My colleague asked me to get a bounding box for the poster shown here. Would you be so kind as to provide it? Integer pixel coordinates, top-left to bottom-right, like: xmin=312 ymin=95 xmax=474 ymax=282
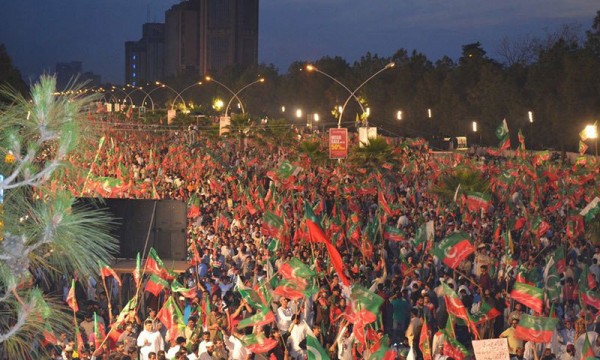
xmin=329 ymin=128 xmax=348 ymax=159
xmin=472 ymin=339 xmax=509 ymax=360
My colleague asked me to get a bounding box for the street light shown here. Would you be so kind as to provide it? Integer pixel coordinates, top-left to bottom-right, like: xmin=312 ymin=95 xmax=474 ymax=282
xmin=584 ymin=123 xmax=598 ymax=156
xmin=337 ymin=62 xmax=395 ymax=128
xmin=141 ymin=84 xmax=168 ymax=112
xmin=155 ymin=81 xmax=183 ymax=109
xmin=174 ymin=81 xmax=203 ymax=112
xmin=528 ymin=111 xmax=534 ymax=123
xmin=396 ymin=110 xmax=403 ymax=120
xmin=126 ymin=84 xmax=155 ymax=111
xmin=223 ymin=78 xmax=265 ymax=117
xmin=204 ymin=76 xmax=246 ymax=116
xmin=296 ymin=109 xmax=303 ymax=119
xmin=305 ymin=64 xmax=366 ymax=115
xmin=427 ymin=108 xmax=432 ymax=119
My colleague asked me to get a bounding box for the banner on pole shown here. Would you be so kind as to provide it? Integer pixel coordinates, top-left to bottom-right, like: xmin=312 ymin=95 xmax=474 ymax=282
xmin=329 ymin=128 xmax=348 ymax=159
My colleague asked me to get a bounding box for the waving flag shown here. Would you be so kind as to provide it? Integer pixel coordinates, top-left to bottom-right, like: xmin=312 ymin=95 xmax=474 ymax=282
xmin=241 ymin=333 xmax=278 ymax=353
xmin=145 ymin=247 xmax=175 ymax=280
xmin=171 ymin=279 xmax=197 ymax=299
xmin=237 ymin=307 xmax=275 ymax=329
xmin=419 ymin=314 xmax=432 ymax=360
xmin=510 ymin=282 xmax=543 ymax=313
xmin=346 ymin=284 xmax=384 ymax=325
xmin=98 ymin=260 xmax=121 ymax=286
xmin=307 ymin=327 xmax=331 ymax=360
xmin=383 ymin=225 xmax=405 ymax=242
xmin=470 ymin=302 xmax=501 ymax=324
xmin=431 ymin=232 xmax=475 ymax=269
xmin=464 ymin=192 xmax=492 ymax=212
xmin=145 ymin=274 xmax=170 ymax=296
xmin=157 ymin=296 xmax=185 ymax=344
xmin=580 ymin=197 xmax=600 ymax=223
xmin=441 ymin=283 xmax=479 ymax=338
xmin=66 ymin=279 xmax=79 ymax=313
xmin=514 ymin=314 xmax=557 ymax=343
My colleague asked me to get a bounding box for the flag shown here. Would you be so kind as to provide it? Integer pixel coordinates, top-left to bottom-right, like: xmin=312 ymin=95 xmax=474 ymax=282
xmin=115 ymin=297 xmax=138 ymax=326
xmin=580 ymin=127 xmax=590 ymax=141
xmin=274 ymin=258 xmax=317 ymax=300
xmin=442 ymin=330 xmax=470 ymax=360
xmin=98 ymin=260 xmax=121 ymax=286
xmin=237 ymin=307 xmax=276 ymax=329
xmin=156 ymin=296 xmax=186 ymax=344
xmin=66 ymin=279 xmax=78 ymax=313
xmin=145 ymin=247 xmax=175 ymax=280
xmin=241 ymin=333 xmax=278 ymax=353
xmin=530 ymin=216 xmax=550 ymax=238
xmin=441 ymin=283 xmax=479 ymax=337
xmin=470 ymin=302 xmax=501 ymax=324
xmin=543 ymin=256 xmax=562 ymax=301
xmin=378 ymin=190 xmax=394 ymax=217
xmin=145 ymin=274 xmax=170 ymax=296
xmin=464 ymin=192 xmax=492 ymax=213
xmin=582 ymin=331 xmax=596 ymax=360
xmin=580 ymin=197 xmax=600 ymax=223
xmin=307 ymin=328 xmax=331 ymax=360
xmin=496 ymin=119 xmax=511 ymax=150
xmin=414 ymin=221 xmax=434 ymax=252
xmin=548 ymin=246 xmax=566 ymax=274
xmin=347 ymin=284 xmax=384 ymax=325
xmin=133 ymin=252 xmax=141 ymax=287
xmin=514 ymin=314 xmax=557 ymax=343
xmin=518 ymin=129 xmax=526 ymax=150
xmin=304 ymin=201 xmax=351 ymax=286
xmin=236 ymin=277 xmax=266 ymax=309
xmin=262 ymin=211 xmax=284 ymax=238
xmin=419 ymin=314 xmax=432 ymax=360
xmin=579 ymin=140 xmax=589 ymax=155
xmin=510 ymin=282 xmax=543 ymax=313
xmin=171 ymin=279 xmax=197 ymax=299
xmin=276 ymin=160 xmax=302 ymax=179
xmin=93 ymin=312 xmax=105 ymax=348
xmin=431 ymin=232 xmax=475 ymax=269
xmin=383 ymin=225 xmax=405 ymax=242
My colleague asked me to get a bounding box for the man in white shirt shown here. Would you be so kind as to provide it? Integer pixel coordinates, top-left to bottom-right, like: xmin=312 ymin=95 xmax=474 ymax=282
xmin=276 ymin=298 xmax=294 ymax=333
xmin=166 ymin=336 xmax=187 ymax=359
xmin=223 ymin=329 xmax=250 ymax=360
xmin=137 ymin=319 xmax=165 ymax=360
xmin=287 ymin=314 xmax=309 ymax=360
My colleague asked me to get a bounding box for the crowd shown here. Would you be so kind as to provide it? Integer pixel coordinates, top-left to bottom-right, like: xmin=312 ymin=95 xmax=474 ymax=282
xmin=42 ymin=115 xmax=600 ymax=360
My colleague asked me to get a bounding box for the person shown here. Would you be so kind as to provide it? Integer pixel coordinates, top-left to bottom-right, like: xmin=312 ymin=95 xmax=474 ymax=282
xmin=287 ymin=314 xmax=309 ymax=360
xmin=206 ymin=300 xmax=229 ymax=342
xmin=405 ymin=308 xmax=423 ymax=360
xmin=276 ymin=298 xmax=294 ymax=334
xmin=118 ymin=322 xmax=138 ymax=353
xmin=138 ymin=319 xmax=165 ymax=360
xmin=559 ymin=343 xmax=575 ymax=360
xmin=198 ymin=341 xmax=215 ymax=360
xmin=501 ymin=318 xmax=524 ymax=356
xmin=166 ymin=336 xmax=187 ymax=359
xmin=331 ymin=321 xmax=356 ymax=360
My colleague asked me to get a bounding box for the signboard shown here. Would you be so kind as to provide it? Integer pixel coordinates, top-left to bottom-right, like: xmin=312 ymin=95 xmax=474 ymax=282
xmin=167 ymin=109 xmax=176 ymax=124
xmin=472 ymin=339 xmax=509 ymax=360
xmin=358 ymin=127 xmax=377 ymax=147
xmin=329 ymin=128 xmax=348 ymax=159
xmin=219 ymin=116 xmax=231 ymax=136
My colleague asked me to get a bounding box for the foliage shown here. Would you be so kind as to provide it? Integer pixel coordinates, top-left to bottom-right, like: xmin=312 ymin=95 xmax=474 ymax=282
xmin=430 ymin=165 xmax=490 ymax=203
xmin=297 ymin=138 xmax=327 ymax=165
xmin=349 ymin=136 xmax=395 ymax=171
xmin=0 ymin=76 xmax=118 ymax=358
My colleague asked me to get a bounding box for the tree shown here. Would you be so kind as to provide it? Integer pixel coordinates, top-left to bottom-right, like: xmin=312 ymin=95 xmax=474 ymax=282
xmin=349 ymin=136 xmax=395 ymax=171
xmin=0 ymin=44 xmax=28 ymax=103
xmin=431 ymin=166 xmax=490 ymax=203
xmin=0 ymin=76 xmax=117 ymax=357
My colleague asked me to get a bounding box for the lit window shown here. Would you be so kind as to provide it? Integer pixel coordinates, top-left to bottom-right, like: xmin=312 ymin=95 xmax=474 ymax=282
xmin=133 ymin=64 xmax=136 ymax=69
xmin=133 ymin=55 xmax=136 ymax=60
xmin=133 ymin=72 xmax=136 ymax=77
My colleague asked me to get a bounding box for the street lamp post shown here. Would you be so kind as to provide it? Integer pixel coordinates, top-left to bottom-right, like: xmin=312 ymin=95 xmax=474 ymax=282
xmin=173 ymin=81 xmax=203 ymax=112
xmin=126 ymin=85 xmax=155 ymax=111
xmin=205 ymin=76 xmax=251 ymax=117
xmin=223 ymin=78 xmax=265 ymax=117
xmin=337 ymin=62 xmax=395 ymax=128
xmin=305 ymin=64 xmax=366 ymax=115
xmin=584 ymin=123 xmax=598 ymax=156
xmin=155 ymin=81 xmax=184 ymax=110
xmin=141 ymin=84 xmax=167 ymax=112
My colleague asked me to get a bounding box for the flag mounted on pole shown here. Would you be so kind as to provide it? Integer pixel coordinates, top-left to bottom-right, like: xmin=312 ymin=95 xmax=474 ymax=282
xmin=514 ymin=314 xmax=557 ymax=343
xmin=98 ymin=260 xmax=121 ymax=286
xmin=431 ymin=232 xmax=475 ymax=269
xmin=66 ymin=279 xmax=79 ymax=313
xmin=510 ymin=282 xmax=543 ymax=313
xmin=496 ymin=119 xmax=511 ymax=150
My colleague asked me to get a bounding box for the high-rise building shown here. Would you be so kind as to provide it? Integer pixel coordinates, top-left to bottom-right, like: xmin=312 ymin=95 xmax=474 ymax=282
xmin=125 ymin=23 xmax=165 ymax=86
xmin=163 ymin=0 xmax=259 ymax=78
xmin=55 ymin=61 xmax=101 ymax=90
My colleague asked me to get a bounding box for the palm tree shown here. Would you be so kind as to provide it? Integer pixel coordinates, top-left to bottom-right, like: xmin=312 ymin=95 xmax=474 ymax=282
xmin=0 ymin=76 xmax=117 ymax=358
xmin=349 ymin=136 xmax=395 ymax=171
xmin=430 ymin=165 xmax=490 ymax=203
xmin=297 ymin=138 xmax=327 ymax=166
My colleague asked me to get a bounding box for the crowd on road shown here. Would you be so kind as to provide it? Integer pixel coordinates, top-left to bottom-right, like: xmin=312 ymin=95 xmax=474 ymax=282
xmin=44 ymin=116 xmax=600 ymax=360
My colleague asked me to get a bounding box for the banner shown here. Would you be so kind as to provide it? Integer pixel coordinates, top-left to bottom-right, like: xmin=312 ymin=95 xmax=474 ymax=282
xmin=329 ymin=128 xmax=348 ymax=159
xmin=472 ymin=339 xmax=509 ymax=360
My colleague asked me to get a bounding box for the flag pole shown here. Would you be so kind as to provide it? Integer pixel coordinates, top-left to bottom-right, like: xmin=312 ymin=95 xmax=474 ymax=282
xmin=79 ymin=136 xmax=105 ymax=197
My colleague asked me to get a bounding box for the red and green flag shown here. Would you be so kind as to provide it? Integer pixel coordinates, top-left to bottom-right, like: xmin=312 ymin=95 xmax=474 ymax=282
xmin=530 ymin=216 xmax=550 ymax=238
xmin=241 ymin=333 xmax=278 ymax=353
xmin=470 ymin=302 xmax=501 ymax=324
xmin=145 ymin=274 xmax=170 ymax=296
xmin=442 ymin=330 xmax=470 ymax=360
xmin=419 ymin=314 xmax=432 ymax=360
xmin=66 ymin=279 xmax=79 ymax=313
xmin=346 ymin=284 xmax=384 ymax=326
xmin=307 ymin=327 xmax=331 ymax=360
xmin=464 ymin=191 xmax=492 ymax=213
xmin=237 ymin=307 xmax=275 ymax=329
xmin=431 ymin=232 xmax=475 ymax=269
xmin=262 ymin=211 xmax=284 ymax=238
xmin=145 ymin=247 xmax=175 ymax=280
xmin=383 ymin=225 xmax=405 ymax=242
xmin=414 ymin=221 xmax=434 ymax=252
xmin=98 ymin=260 xmax=121 ymax=286
xmin=171 ymin=279 xmax=197 ymax=299
xmin=304 ymin=201 xmax=351 ymax=286
xmin=510 ymin=281 xmax=543 ymax=313
xmin=93 ymin=312 xmax=105 ymax=348
xmin=580 ymin=197 xmax=600 ymax=223
xmin=441 ymin=283 xmax=479 ymax=337
xmin=378 ymin=190 xmax=394 ymax=217
xmin=514 ymin=314 xmax=557 ymax=343
xmin=133 ymin=252 xmax=141 ymax=288
xmin=518 ymin=129 xmax=526 ymax=150
xmin=495 ymin=119 xmax=511 ymax=150
xmin=582 ymin=331 xmax=596 ymax=360
xmin=236 ymin=277 xmax=267 ymax=309
xmin=156 ymin=296 xmax=186 ymax=344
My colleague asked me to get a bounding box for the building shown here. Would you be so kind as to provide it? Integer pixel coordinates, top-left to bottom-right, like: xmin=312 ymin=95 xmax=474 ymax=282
xmin=125 ymin=23 xmax=165 ymax=86
xmin=55 ymin=61 xmax=101 ymax=90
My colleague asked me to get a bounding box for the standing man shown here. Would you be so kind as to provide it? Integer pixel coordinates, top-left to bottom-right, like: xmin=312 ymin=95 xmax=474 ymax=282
xmin=138 ymin=319 xmax=165 ymax=360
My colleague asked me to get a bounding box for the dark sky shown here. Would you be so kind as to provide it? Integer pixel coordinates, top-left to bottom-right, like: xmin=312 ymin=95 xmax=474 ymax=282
xmin=1 ymin=0 xmax=597 ymax=84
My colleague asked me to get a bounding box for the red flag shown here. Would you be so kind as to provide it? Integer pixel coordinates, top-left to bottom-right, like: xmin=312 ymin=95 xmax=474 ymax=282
xmin=99 ymin=260 xmax=122 ymax=286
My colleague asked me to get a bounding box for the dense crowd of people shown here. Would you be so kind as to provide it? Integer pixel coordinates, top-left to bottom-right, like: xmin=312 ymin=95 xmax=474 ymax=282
xmin=43 ymin=115 xmax=600 ymax=360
